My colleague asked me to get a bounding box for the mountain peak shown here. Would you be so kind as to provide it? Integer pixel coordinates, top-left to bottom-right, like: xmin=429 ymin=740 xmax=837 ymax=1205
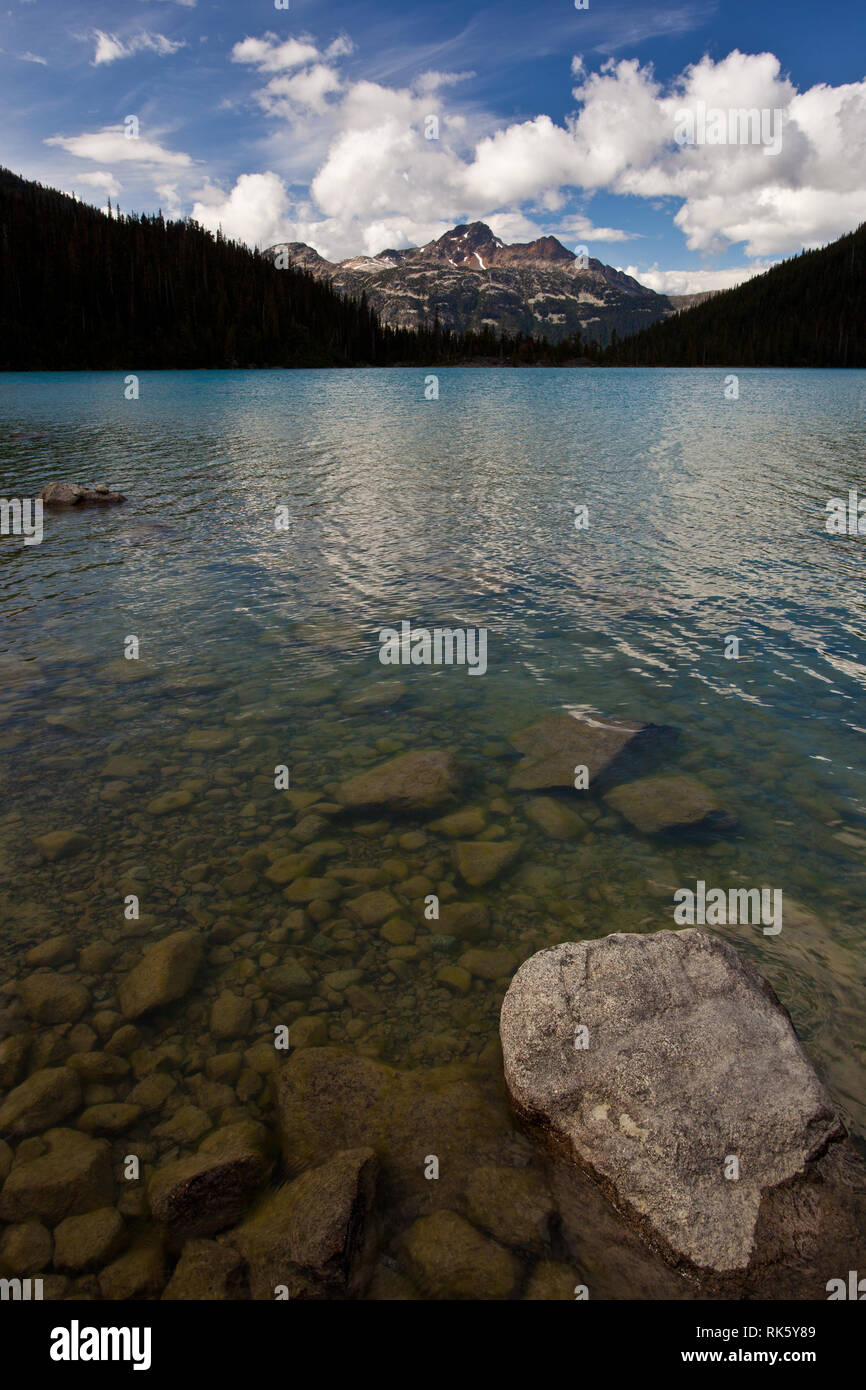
xmin=426 ymin=222 xmax=505 ymax=269
xmin=264 ymin=220 xmax=670 ymax=346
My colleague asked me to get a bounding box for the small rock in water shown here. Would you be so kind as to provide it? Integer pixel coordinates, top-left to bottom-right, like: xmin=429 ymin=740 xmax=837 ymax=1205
xmin=346 ymin=890 xmax=401 ymax=927
xmin=508 ymin=712 xmax=664 ymax=791
xmin=162 ymin=1239 xmax=247 ymax=1299
xmin=458 ymin=947 xmax=515 ymax=981
xmin=465 ymin=1164 xmax=554 ymax=1253
xmin=283 ymin=876 xmax=341 ymax=904
xmin=603 ymin=774 xmax=737 ymax=837
xmin=453 ymin=839 xmax=520 ymax=887
xmin=77 ymin=1103 xmax=142 ymax=1136
xmin=146 ymin=790 xmax=194 ymax=816
xmin=53 ymin=1207 xmax=126 ymax=1272
xmin=40 ymin=481 xmax=126 ymax=507
xmin=117 ymin=930 xmax=203 ymax=1019
xmin=435 ymin=965 xmax=471 ymax=994
xmin=33 ymin=829 xmax=90 ymax=861
xmin=429 ymin=807 xmax=487 ymax=838
xmin=289 ymin=1016 xmax=328 ymax=1049
xmin=0 ymin=1066 xmax=82 ymax=1137
xmin=341 ymin=680 xmax=407 ymax=713
xmin=98 ymin=1238 xmax=164 ymax=1300
xmin=0 ymin=1128 xmax=114 ymax=1225
xmin=229 ymin=1147 xmax=378 ymax=1299
xmin=19 ymin=974 xmax=90 ymax=1025
xmin=148 ymin=1131 xmax=272 ymax=1239
xmin=210 ymin=991 xmax=253 ymax=1041
xmin=25 ymin=935 xmax=76 ymax=967
xmin=337 ymin=749 xmax=458 ymax=812
xmin=400 ymin=1209 xmax=519 ymax=1300
xmin=262 ymin=961 xmax=314 ymax=1000
xmin=437 ymin=901 xmax=489 ymax=942
xmin=524 ymin=797 xmax=587 ymax=840
xmin=0 ymin=1220 xmax=53 ymax=1276
xmin=0 ymin=1036 xmax=30 ymax=1090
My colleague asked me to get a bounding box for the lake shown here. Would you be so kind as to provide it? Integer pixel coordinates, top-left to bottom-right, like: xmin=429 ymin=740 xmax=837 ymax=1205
xmin=1 ymin=367 xmax=865 ymax=1298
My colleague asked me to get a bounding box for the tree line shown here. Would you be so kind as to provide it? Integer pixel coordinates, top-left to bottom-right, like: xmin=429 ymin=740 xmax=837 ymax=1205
xmin=0 ymin=168 xmax=600 ymax=370
xmin=1 ymin=166 xmax=862 ymax=369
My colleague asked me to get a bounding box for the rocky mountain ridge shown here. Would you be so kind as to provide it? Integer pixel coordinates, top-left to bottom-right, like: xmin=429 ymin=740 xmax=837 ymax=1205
xmin=267 ymin=222 xmax=700 ymax=346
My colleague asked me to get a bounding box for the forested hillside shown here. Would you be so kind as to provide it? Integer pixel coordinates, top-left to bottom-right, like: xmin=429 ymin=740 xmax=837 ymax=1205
xmin=0 ymin=169 xmax=493 ymax=369
xmin=1 ymin=167 xmax=863 ymax=369
xmin=604 ymin=224 xmax=866 ymax=367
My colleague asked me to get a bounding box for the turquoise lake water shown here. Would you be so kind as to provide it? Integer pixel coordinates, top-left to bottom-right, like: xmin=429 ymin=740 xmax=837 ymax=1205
xmin=1 ymin=367 xmax=865 ymax=1297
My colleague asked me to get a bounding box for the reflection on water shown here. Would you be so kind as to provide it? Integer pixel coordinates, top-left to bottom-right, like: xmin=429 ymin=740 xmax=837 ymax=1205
xmin=1 ymin=368 xmax=865 ymax=1299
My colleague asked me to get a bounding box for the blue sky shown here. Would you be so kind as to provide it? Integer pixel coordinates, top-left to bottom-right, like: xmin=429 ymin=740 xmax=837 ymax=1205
xmin=1 ymin=0 xmax=864 ymax=291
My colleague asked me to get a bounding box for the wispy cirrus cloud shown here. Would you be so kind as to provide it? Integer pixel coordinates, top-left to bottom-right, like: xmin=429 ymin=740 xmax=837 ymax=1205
xmin=92 ymin=30 xmax=186 ymax=66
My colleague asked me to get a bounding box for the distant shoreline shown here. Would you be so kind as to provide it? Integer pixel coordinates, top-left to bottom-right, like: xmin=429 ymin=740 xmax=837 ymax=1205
xmin=1 ymin=361 xmax=862 ymax=372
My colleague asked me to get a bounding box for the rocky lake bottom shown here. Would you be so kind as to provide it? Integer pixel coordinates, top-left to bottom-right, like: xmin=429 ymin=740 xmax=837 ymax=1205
xmin=1 ymin=368 xmax=865 ymax=1298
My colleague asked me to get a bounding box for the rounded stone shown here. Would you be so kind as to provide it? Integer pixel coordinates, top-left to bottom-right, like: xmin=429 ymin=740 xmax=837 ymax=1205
xmin=19 ymin=974 xmax=90 ymax=1025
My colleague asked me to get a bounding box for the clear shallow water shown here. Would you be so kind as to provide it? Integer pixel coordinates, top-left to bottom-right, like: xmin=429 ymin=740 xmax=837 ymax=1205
xmin=1 ymin=367 xmax=865 ymax=1297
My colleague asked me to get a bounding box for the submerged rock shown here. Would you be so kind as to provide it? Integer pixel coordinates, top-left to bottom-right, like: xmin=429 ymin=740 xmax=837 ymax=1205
xmin=341 ymin=680 xmax=407 ymax=713
xmin=230 ymin=1147 xmax=378 ymax=1299
xmin=453 ymin=840 xmax=520 ymax=887
xmin=0 ymin=1220 xmax=53 ymax=1276
xmin=508 ymin=712 xmax=664 ymax=791
xmin=275 ymin=1048 xmax=506 ymax=1223
xmin=209 ymin=991 xmax=253 ymax=1041
xmin=400 ymin=1209 xmax=518 ymax=1300
xmin=53 ymin=1206 xmax=126 ymax=1272
xmin=457 ymin=947 xmax=516 ymax=981
xmin=0 ymin=1035 xmax=29 ymax=1090
xmin=337 ymin=749 xmax=458 ymax=812
xmin=437 ymin=901 xmax=490 ymax=942
xmin=98 ymin=1237 xmax=164 ymax=1300
xmin=0 ymin=1066 xmax=82 ymax=1137
xmin=40 ymin=482 xmax=126 ymax=507
xmin=26 ymin=935 xmax=76 ymax=967
xmin=524 ymin=797 xmax=587 ymax=840
xmin=146 ymin=789 xmax=194 ymax=816
xmin=148 ymin=1130 xmax=271 ymax=1239
xmin=603 ymin=774 xmax=737 ymax=836
xmin=32 ymin=829 xmax=90 ymax=861
xmin=346 ymin=890 xmax=401 ymax=926
xmin=500 ymin=930 xmax=859 ymax=1285
xmin=162 ymin=1238 xmax=247 ymax=1300
xmin=465 ymin=1164 xmax=554 ymax=1254
xmin=0 ymin=1128 xmax=113 ymax=1225
xmin=19 ymin=974 xmax=90 ymax=1025
xmin=429 ymin=807 xmax=487 ymax=838
xmin=117 ymin=930 xmax=203 ymax=1019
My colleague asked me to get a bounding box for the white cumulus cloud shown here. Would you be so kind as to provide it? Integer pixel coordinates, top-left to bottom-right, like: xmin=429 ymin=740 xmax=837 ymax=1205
xmin=624 ymin=262 xmax=774 ymax=294
xmin=46 ymin=126 xmax=193 ymax=169
xmin=191 ymin=172 xmax=293 ymax=247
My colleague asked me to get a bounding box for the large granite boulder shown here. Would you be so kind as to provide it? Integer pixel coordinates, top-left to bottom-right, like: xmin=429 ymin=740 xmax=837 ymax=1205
xmin=336 ymin=749 xmax=458 ymax=812
xmin=508 ymin=713 xmax=667 ymax=791
xmin=500 ymin=930 xmax=862 ymax=1288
